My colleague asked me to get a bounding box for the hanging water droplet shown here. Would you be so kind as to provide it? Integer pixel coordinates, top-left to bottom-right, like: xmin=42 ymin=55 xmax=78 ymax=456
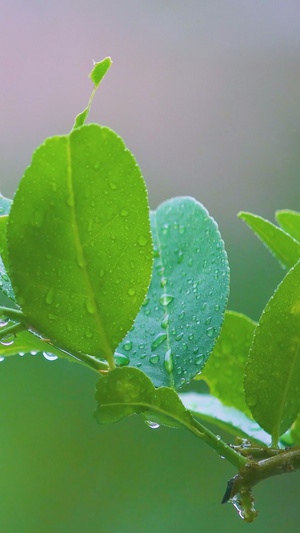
xmin=0 ymin=319 xmax=9 ymax=328
xmin=0 ymin=334 xmax=15 ymax=346
xmin=114 ymin=353 xmax=130 ymax=366
xmin=138 ymin=235 xmax=148 ymax=246
xmin=30 ymin=351 xmax=38 ymax=356
xmin=159 ymin=294 xmax=174 ymax=306
xmin=206 ymin=326 xmax=215 ymax=338
xmin=164 ymin=349 xmax=173 ymax=373
xmin=45 ymin=288 xmax=54 ymax=305
xmin=151 ymin=333 xmax=167 ymax=351
xmin=145 ymin=420 xmax=160 ymax=429
xmin=128 ymin=288 xmax=135 ymax=296
xmin=149 ymin=354 xmax=160 ymax=365
xmin=43 ymin=352 xmax=58 ymax=361
xmin=161 ymin=316 xmax=169 ymax=329
xmin=0 ymin=356 xmax=5 ymax=362
xmin=123 ymin=341 xmax=132 ymax=351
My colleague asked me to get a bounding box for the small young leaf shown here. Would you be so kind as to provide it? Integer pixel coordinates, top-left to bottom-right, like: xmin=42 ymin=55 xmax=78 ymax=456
xmin=73 ymin=57 xmax=112 ymax=129
xmin=244 ymin=259 xmax=300 ymax=444
xmin=180 ymin=393 xmax=271 ymax=446
xmin=95 ymin=367 xmax=192 ymax=426
xmin=197 ymin=311 xmax=255 ymax=417
xmin=116 ymin=197 xmax=229 ymax=389
xmin=238 ymin=211 xmax=300 ymax=269
xmin=276 ymin=209 xmax=300 ymax=243
xmin=7 ymin=125 xmax=152 ymax=368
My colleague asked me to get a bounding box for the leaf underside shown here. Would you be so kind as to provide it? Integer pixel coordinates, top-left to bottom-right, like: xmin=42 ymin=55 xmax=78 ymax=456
xmin=116 ymin=197 xmax=230 ymax=389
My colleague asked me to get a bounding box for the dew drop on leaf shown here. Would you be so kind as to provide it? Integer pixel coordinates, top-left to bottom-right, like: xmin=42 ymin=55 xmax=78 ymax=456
xmin=206 ymin=326 xmax=215 ymax=338
xmin=151 ymin=333 xmax=167 ymax=350
xmin=45 ymin=288 xmax=54 ymax=305
xmin=159 ymin=294 xmax=174 ymax=306
xmin=123 ymin=341 xmax=132 ymax=351
xmin=161 ymin=316 xmax=169 ymax=329
xmin=138 ymin=235 xmax=148 ymax=246
xmin=195 ymin=355 xmax=204 ymax=366
xmin=0 ymin=356 xmax=5 ymax=362
xmin=149 ymin=354 xmax=160 ymax=365
xmin=114 ymin=353 xmax=130 ymax=366
xmin=85 ymin=298 xmax=95 ymax=314
xmin=0 ymin=319 xmax=9 ymax=328
xmin=128 ymin=288 xmax=136 ymax=296
xmin=120 ymin=209 xmax=128 ymax=217
xmin=164 ymin=349 xmax=173 ymax=374
xmin=42 ymin=352 xmax=58 ymax=361
xmin=177 ymin=251 xmax=184 ymax=264
xmin=145 ymin=420 xmax=160 ymax=429
xmin=0 ymin=335 xmax=15 ymax=346
xmin=109 ymin=182 xmax=117 ymax=190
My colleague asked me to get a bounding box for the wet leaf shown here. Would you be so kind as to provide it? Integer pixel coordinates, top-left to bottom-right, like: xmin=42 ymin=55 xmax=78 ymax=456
xmin=116 ymin=197 xmax=229 ymax=389
xmin=244 ymin=259 xmax=300 ymax=444
xmin=7 ymin=125 xmax=152 ymax=367
xmin=180 ymin=392 xmax=271 ymax=446
xmin=276 ymin=209 xmax=300 ymax=243
xmin=197 ymin=311 xmax=255 ymax=417
xmin=238 ymin=211 xmax=300 ymax=269
xmin=95 ymin=366 xmax=192 ymax=426
xmin=73 ymin=57 xmax=112 ymax=129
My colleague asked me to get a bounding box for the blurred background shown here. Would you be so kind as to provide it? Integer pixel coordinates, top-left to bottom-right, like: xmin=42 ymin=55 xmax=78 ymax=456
xmin=1 ymin=1 xmax=300 ymax=531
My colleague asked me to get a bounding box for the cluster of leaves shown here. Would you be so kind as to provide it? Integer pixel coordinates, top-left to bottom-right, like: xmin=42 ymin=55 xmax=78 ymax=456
xmin=1 ymin=58 xmax=300 ymax=519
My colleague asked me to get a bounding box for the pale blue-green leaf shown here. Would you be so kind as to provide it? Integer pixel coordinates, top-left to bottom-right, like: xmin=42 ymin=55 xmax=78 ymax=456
xmin=180 ymin=392 xmax=271 ymax=446
xmin=244 ymin=259 xmax=300 ymax=444
xmin=238 ymin=211 xmax=300 ymax=269
xmin=116 ymin=197 xmax=229 ymax=389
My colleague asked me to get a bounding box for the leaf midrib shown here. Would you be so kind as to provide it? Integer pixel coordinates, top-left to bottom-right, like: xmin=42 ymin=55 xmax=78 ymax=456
xmin=66 ymin=137 xmax=113 ymax=365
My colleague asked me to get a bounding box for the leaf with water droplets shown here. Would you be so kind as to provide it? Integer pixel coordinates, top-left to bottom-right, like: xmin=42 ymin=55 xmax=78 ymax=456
xmin=275 ymin=209 xmax=300 ymax=243
xmin=0 ymin=193 xmax=12 ymax=216
xmin=116 ymin=197 xmax=229 ymax=389
xmin=180 ymin=393 xmax=271 ymax=446
xmin=244 ymin=259 xmax=300 ymax=444
xmin=197 ymin=311 xmax=255 ymax=417
xmin=7 ymin=125 xmax=152 ymax=367
xmin=0 ymin=196 xmax=16 ymax=301
xmin=95 ymin=366 xmax=192 ymax=427
xmin=73 ymin=57 xmax=112 ymax=129
xmin=238 ymin=211 xmax=300 ymax=269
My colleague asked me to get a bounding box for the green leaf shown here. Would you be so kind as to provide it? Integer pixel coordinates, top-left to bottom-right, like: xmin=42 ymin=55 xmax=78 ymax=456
xmin=238 ymin=211 xmax=300 ymax=269
xmin=7 ymin=124 xmax=152 ymax=368
xmin=0 ymin=257 xmax=15 ymax=301
xmin=276 ymin=209 xmax=300 ymax=243
xmin=197 ymin=311 xmax=256 ymax=417
xmin=116 ymin=197 xmax=229 ymax=389
xmin=95 ymin=366 xmax=193 ymax=426
xmin=244 ymin=259 xmax=300 ymax=444
xmin=180 ymin=393 xmax=271 ymax=446
xmin=73 ymin=57 xmax=112 ymax=129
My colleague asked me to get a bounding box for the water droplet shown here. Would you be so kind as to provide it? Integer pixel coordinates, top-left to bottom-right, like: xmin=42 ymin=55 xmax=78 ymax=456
xmin=142 ymin=298 xmax=149 ymax=307
xmin=114 ymin=353 xmax=130 ymax=366
xmin=195 ymin=355 xmax=204 ymax=366
xmin=177 ymin=251 xmax=184 ymax=264
xmin=179 ymin=225 xmax=186 ymax=234
xmin=128 ymin=288 xmax=136 ymax=296
xmin=145 ymin=420 xmax=160 ymax=429
xmin=66 ymin=195 xmax=74 ymax=207
xmin=153 ymin=248 xmax=160 ymax=258
xmin=161 ymin=316 xmax=169 ymax=329
xmin=123 ymin=341 xmax=132 ymax=351
xmin=45 ymin=288 xmax=54 ymax=305
xmin=30 ymin=351 xmax=38 ymax=356
xmin=205 ymin=316 xmax=212 ymax=325
xmin=0 ymin=319 xmax=8 ymax=328
xmin=0 ymin=356 xmax=5 ymax=362
xmin=216 ymin=435 xmax=221 ymax=441
xmin=188 ymin=258 xmax=193 ymax=267
xmin=151 ymin=333 xmax=167 ymax=350
xmin=161 ymin=224 xmax=169 ymax=235
xmin=149 ymin=354 xmax=160 ymax=365
xmin=159 ymin=294 xmax=174 ymax=306
xmin=0 ymin=335 xmax=15 ymax=346
xmin=178 ymin=311 xmax=185 ymax=320
xmin=120 ymin=209 xmax=128 ymax=217
xmin=85 ymin=329 xmax=93 ymax=338
xmin=138 ymin=235 xmax=148 ymax=246
xmin=164 ymin=349 xmax=173 ymax=373
xmin=43 ymin=352 xmax=58 ymax=361
xmin=109 ymin=182 xmax=117 ymax=190
xmin=201 ymin=302 xmax=207 ymax=311
xmin=160 ymin=277 xmax=167 ymax=288
xmin=85 ymin=298 xmax=95 ymax=314
xmin=99 ymin=269 xmax=105 ymax=278
xmin=206 ymin=327 xmax=215 ymax=338
xmin=214 ymin=304 xmax=220 ymax=311
xmin=177 ymin=367 xmax=183 ymax=375
xmin=188 ymin=334 xmax=194 ymax=341
xmin=175 ymin=332 xmax=184 ymax=341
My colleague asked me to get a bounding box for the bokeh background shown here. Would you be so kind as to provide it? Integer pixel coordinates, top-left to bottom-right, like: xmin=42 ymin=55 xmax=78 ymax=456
xmin=1 ymin=1 xmax=300 ymax=531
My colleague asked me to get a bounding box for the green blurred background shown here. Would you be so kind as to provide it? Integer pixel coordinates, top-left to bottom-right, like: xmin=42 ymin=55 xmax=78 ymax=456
xmin=1 ymin=1 xmax=300 ymax=531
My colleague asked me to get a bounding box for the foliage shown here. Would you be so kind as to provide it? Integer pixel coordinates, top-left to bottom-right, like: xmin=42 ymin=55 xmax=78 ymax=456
xmin=1 ymin=58 xmax=300 ymax=523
